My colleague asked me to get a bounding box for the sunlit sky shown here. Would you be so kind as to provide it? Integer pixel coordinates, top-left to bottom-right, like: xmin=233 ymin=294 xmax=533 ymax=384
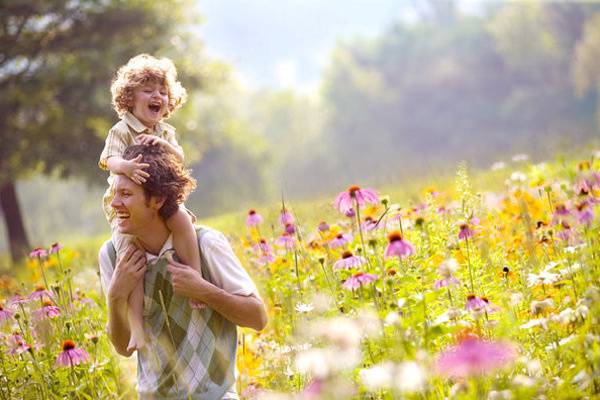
xmin=196 ymin=0 xmax=415 ymax=91
xmin=196 ymin=0 xmax=485 ymax=91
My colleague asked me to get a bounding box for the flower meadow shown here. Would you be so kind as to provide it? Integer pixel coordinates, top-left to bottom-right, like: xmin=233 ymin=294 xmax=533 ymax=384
xmin=1 ymin=154 xmax=600 ymax=399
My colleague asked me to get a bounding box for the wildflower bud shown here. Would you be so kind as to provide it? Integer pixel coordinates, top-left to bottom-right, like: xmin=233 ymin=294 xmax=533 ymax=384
xmin=14 ymin=312 xmax=20 ymax=320
xmin=65 ymin=321 xmax=72 ymax=330
xmin=380 ymin=196 xmax=390 ymax=207
xmin=318 ymin=257 xmax=325 ymax=264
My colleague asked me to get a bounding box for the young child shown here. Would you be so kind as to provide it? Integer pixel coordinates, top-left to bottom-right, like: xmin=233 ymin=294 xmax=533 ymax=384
xmin=99 ymin=54 xmax=204 ymax=353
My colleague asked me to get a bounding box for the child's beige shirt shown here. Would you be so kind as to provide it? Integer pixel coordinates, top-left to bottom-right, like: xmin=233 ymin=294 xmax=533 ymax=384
xmin=99 ymin=112 xmax=183 ymax=255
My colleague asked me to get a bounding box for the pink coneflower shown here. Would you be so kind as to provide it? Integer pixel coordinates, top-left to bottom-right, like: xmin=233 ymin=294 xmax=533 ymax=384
xmin=284 ymin=222 xmax=296 ymax=234
xmin=278 ymin=209 xmax=295 ymax=226
xmin=9 ymin=293 xmax=28 ymax=307
xmin=8 ymin=331 xmax=24 ymax=346
xmin=333 ymin=250 xmax=367 ymax=270
xmin=28 ymin=286 xmax=54 ymax=301
xmin=361 ymin=216 xmax=380 ymax=232
xmin=384 ymin=232 xmax=416 ymax=259
xmin=342 ymin=272 xmax=378 ymax=290
xmin=252 ymin=238 xmax=273 ymax=255
xmin=555 ymin=221 xmax=578 ymax=244
xmin=318 ymin=221 xmax=330 ymax=232
xmin=55 ymin=340 xmax=91 ymax=368
xmin=334 ymin=186 xmax=380 ymax=213
xmin=434 ymin=338 xmax=516 ymax=379
xmin=246 ymin=209 xmax=263 ymax=227
xmin=458 ymin=219 xmax=480 ymax=240
xmin=576 ymin=201 xmax=594 ymax=225
xmin=32 ymin=300 xmax=60 ymax=319
xmin=0 ymin=304 xmax=13 ymax=321
xmin=29 ymin=247 xmax=47 ymax=258
xmin=550 ymin=203 xmax=570 ymax=226
xmin=7 ymin=340 xmax=32 ymax=355
xmin=433 ymin=277 xmax=461 ymax=290
xmin=274 ymin=232 xmax=295 ymax=250
xmin=464 ymin=293 xmax=486 ymax=311
xmin=345 ymin=208 xmax=356 ymax=217
xmin=480 ymin=297 xmax=502 ymax=314
xmin=257 ymin=254 xmax=276 ymax=266
xmin=328 ymin=233 xmax=354 ymax=248
xmin=49 ymin=242 xmax=64 ymax=254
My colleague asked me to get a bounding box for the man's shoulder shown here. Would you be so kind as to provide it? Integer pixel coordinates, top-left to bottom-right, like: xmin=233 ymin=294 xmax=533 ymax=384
xmin=98 ymin=239 xmax=116 ymax=266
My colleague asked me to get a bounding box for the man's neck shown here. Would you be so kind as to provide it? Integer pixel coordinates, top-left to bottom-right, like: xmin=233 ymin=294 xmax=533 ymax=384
xmin=136 ymin=222 xmax=170 ymax=256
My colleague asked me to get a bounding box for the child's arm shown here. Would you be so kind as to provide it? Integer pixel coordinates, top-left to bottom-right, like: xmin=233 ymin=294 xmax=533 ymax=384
xmin=106 ymin=155 xmax=150 ymax=185
xmin=136 ymin=134 xmax=184 ymax=163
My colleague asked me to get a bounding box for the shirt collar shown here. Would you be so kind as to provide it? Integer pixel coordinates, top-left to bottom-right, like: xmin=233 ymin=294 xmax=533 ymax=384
xmin=145 ymin=233 xmax=174 ymax=265
xmin=123 ymin=111 xmax=174 ymax=136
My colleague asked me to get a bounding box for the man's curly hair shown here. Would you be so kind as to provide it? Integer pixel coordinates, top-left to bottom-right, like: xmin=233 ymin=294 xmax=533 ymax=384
xmin=122 ymin=144 xmax=196 ymax=221
xmin=110 ymin=54 xmax=187 ymax=119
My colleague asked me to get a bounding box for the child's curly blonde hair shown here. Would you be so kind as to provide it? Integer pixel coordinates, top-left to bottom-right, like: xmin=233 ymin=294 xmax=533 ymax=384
xmin=110 ymin=54 xmax=187 ymax=119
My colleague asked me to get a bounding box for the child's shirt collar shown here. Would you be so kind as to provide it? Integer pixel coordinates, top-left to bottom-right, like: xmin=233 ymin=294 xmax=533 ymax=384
xmin=123 ymin=111 xmax=175 ymax=136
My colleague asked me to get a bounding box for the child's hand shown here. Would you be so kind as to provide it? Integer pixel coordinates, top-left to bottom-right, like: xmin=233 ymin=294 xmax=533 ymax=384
xmin=137 ymin=134 xmax=168 ymax=148
xmin=123 ymin=155 xmax=150 ymax=184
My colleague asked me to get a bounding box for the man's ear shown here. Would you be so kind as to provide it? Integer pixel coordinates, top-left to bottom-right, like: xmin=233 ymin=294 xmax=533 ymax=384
xmin=150 ymin=196 xmax=166 ymax=211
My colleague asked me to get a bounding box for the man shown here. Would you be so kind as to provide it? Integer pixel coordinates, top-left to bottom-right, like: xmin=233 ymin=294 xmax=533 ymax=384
xmin=98 ymin=144 xmax=268 ymax=399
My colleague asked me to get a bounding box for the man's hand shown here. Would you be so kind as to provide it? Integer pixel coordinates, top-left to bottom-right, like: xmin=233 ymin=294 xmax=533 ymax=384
xmin=109 ymin=243 xmax=147 ymax=301
xmin=166 ymin=258 xmax=204 ymax=300
xmin=121 ymin=155 xmax=150 ymax=185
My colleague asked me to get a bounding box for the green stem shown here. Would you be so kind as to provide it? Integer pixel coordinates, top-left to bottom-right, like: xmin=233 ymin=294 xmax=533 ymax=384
xmin=465 ymin=236 xmax=474 ymax=293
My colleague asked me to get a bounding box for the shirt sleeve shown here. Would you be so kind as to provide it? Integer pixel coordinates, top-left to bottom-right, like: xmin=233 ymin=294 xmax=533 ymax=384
xmin=163 ymin=128 xmax=184 ymax=159
xmin=99 ymin=126 xmax=130 ymax=170
xmin=201 ymin=230 xmax=257 ymax=296
xmin=98 ymin=242 xmax=115 ymax=298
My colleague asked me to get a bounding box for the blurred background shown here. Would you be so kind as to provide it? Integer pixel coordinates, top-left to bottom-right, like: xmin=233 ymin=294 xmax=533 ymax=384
xmin=1 ymin=0 xmax=600 ymax=262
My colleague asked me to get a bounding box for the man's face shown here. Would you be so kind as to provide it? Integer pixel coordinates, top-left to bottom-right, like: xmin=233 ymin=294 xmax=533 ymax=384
xmin=110 ymin=174 xmax=161 ymax=236
xmin=129 ymin=79 xmax=168 ymax=129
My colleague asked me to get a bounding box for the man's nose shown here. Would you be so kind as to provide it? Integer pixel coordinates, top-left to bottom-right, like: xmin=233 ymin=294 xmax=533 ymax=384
xmin=111 ymin=195 xmax=121 ymax=208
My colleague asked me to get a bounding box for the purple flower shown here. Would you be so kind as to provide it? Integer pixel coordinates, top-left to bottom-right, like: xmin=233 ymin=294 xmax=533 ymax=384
xmin=9 ymin=294 xmax=28 ymax=308
xmin=318 ymin=221 xmax=330 ymax=232
xmin=49 ymin=242 xmax=64 ymax=254
xmin=8 ymin=332 xmax=24 ymax=346
xmin=433 ymin=277 xmax=461 ymax=290
xmin=29 ymin=247 xmax=47 ymax=258
xmin=284 ymin=223 xmax=296 ymax=234
xmin=333 ymin=250 xmax=367 ymax=270
xmin=576 ymin=201 xmax=594 ymax=225
xmin=328 ymin=233 xmax=354 ymax=248
xmin=550 ymin=203 xmax=570 ymax=226
xmin=7 ymin=341 xmax=31 ymax=355
xmin=345 ymin=208 xmax=356 ymax=217
xmin=464 ymin=294 xmax=486 ymax=310
xmin=252 ymin=238 xmax=273 ymax=255
xmin=434 ymin=338 xmax=516 ymax=379
xmin=246 ymin=209 xmax=263 ymax=227
xmin=0 ymin=305 xmax=14 ymax=321
xmin=274 ymin=233 xmax=295 ymax=250
xmin=458 ymin=221 xmax=476 ymax=240
xmin=480 ymin=297 xmax=502 ymax=314
xmin=55 ymin=340 xmax=91 ymax=368
xmin=334 ymin=186 xmax=380 ymax=213
xmin=32 ymin=300 xmax=60 ymax=319
xmin=278 ymin=209 xmax=295 ymax=226
xmin=257 ymin=254 xmax=276 ymax=266
xmin=342 ymin=272 xmax=378 ymax=290
xmin=384 ymin=232 xmax=416 ymax=259
xmin=28 ymin=286 xmax=55 ymax=301
xmin=361 ymin=216 xmax=382 ymax=232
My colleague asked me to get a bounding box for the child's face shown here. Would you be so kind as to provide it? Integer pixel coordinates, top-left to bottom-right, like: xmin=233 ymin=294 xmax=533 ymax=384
xmin=129 ymin=79 xmax=169 ymax=129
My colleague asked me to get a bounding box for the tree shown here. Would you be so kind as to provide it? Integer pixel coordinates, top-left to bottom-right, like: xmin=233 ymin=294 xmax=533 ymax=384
xmin=0 ymin=0 xmax=212 ymax=262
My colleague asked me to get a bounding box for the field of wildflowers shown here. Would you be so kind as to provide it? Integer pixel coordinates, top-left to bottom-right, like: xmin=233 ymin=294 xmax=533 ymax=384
xmin=1 ymin=153 xmax=600 ymax=399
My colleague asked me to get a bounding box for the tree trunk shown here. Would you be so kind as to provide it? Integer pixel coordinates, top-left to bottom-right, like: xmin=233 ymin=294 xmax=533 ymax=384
xmin=0 ymin=182 xmax=30 ymax=263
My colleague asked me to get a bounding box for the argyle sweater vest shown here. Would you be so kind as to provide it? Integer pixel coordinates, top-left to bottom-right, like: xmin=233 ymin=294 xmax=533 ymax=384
xmin=105 ymin=227 xmax=237 ymax=399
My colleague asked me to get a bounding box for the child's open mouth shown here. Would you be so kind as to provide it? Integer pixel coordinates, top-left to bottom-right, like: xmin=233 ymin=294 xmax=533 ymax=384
xmin=148 ymin=104 xmax=161 ymax=113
